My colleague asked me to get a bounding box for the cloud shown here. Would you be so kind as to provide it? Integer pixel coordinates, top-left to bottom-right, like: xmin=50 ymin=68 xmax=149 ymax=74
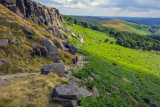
xmin=32 ymin=0 xmax=160 ymax=17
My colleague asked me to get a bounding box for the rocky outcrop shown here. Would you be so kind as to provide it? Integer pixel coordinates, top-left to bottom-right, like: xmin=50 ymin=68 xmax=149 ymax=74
xmin=40 ymin=39 xmax=60 ymax=62
xmin=55 ymin=41 xmax=78 ymax=55
xmin=46 ymin=27 xmax=68 ymax=40
xmin=51 ymin=84 xmax=93 ymax=107
xmin=41 ymin=63 xmax=65 ymax=77
xmin=0 ymin=0 xmax=63 ymax=28
xmin=41 ymin=63 xmax=72 ymax=80
xmin=0 ymin=39 xmax=8 ymax=48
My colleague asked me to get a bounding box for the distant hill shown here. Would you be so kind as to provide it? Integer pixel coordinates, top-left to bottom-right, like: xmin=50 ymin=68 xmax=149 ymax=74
xmin=114 ymin=17 xmax=160 ymax=27
xmin=72 ymin=16 xmax=160 ymax=35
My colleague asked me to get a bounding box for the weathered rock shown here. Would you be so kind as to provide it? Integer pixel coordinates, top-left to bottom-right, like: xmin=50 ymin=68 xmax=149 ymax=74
xmin=89 ymin=75 xmax=94 ymax=82
xmin=0 ymin=59 xmax=6 ymax=67
xmin=63 ymin=42 xmax=71 ymax=48
xmin=78 ymin=35 xmax=84 ymax=43
xmin=23 ymin=27 xmax=33 ymax=35
xmin=10 ymin=36 xmax=18 ymax=44
xmin=0 ymin=39 xmax=8 ymax=48
xmin=150 ymin=101 xmax=159 ymax=107
xmin=41 ymin=63 xmax=65 ymax=77
xmin=64 ymin=71 xmax=72 ymax=80
xmin=52 ymin=84 xmax=93 ymax=100
xmin=56 ymin=41 xmax=68 ymax=51
xmin=92 ymin=87 xmax=99 ymax=97
xmin=69 ymin=45 xmax=78 ymax=55
xmin=51 ymin=97 xmax=77 ymax=107
xmin=35 ymin=48 xmax=41 ymax=56
xmin=40 ymin=39 xmax=60 ymax=62
xmin=40 ymin=46 xmax=48 ymax=56
xmin=0 ymin=59 xmax=6 ymax=72
xmin=1 ymin=0 xmax=63 ymax=28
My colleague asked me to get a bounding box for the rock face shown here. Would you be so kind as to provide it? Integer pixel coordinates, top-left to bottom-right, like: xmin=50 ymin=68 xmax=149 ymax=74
xmin=40 ymin=39 xmax=60 ymax=62
xmin=0 ymin=39 xmax=8 ymax=48
xmin=51 ymin=84 xmax=93 ymax=107
xmin=46 ymin=27 xmax=68 ymax=40
xmin=0 ymin=0 xmax=63 ymax=28
xmin=41 ymin=63 xmax=65 ymax=77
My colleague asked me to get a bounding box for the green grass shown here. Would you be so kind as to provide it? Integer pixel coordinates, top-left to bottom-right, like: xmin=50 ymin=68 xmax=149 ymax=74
xmin=67 ymin=24 xmax=160 ymax=106
xmin=122 ymin=21 xmax=152 ymax=35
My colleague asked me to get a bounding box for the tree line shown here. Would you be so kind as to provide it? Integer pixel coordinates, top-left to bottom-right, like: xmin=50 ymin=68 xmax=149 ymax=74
xmin=63 ymin=15 xmax=160 ymax=51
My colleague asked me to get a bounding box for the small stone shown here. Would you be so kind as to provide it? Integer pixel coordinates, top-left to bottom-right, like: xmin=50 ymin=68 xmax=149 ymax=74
xmin=92 ymin=87 xmax=99 ymax=97
xmin=0 ymin=39 xmax=8 ymax=48
xmin=150 ymin=101 xmax=159 ymax=107
xmin=23 ymin=27 xmax=33 ymax=35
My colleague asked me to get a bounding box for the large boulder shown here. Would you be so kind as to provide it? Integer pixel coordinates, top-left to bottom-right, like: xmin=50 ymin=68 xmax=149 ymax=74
xmin=0 ymin=39 xmax=8 ymax=48
xmin=56 ymin=41 xmax=68 ymax=51
xmin=41 ymin=63 xmax=65 ymax=77
xmin=53 ymin=84 xmax=93 ymax=100
xmin=40 ymin=39 xmax=60 ymax=62
xmin=51 ymin=84 xmax=93 ymax=106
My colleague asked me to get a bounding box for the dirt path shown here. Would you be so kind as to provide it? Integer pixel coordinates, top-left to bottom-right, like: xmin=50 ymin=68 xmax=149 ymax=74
xmin=0 ymin=72 xmax=40 ymax=86
xmin=0 ymin=54 xmax=88 ymax=86
xmin=65 ymin=54 xmax=88 ymax=71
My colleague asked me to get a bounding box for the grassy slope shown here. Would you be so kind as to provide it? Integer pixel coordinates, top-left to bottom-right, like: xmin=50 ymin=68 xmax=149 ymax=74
xmin=101 ymin=19 xmax=152 ymax=35
xmin=0 ymin=4 xmax=73 ymax=75
xmin=0 ymin=73 xmax=68 ymax=107
xmin=67 ymin=24 xmax=160 ymax=106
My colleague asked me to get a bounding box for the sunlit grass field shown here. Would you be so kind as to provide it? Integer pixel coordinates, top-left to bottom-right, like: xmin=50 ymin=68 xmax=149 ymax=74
xmin=68 ymin=24 xmax=160 ymax=106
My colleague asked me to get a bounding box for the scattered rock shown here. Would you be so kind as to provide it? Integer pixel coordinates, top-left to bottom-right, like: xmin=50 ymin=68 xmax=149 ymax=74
xmin=93 ymin=40 xmax=96 ymax=43
xmin=40 ymin=39 xmax=61 ymax=62
xmin=41 ymin=63 xmax=65 ymax=77
xmin=40 ymin=46 xmax=48 ymax=56
xmin=92 ymin=87 xmax=99 ymax=97
xmin=51 ymin=84 xmax=93 ymax=106
xmin=88 ymin=75 xmax=94 ymax=82
xmin=69 ymin=45 xmax=78 ymax=55
xmin=50 ymin=97 xmax=77 ymax=107
xmin=150 ymin=101 xmax=159 ymax=107
xmin=91 ymin=72 xmax=100 ymax=77
xmin=56 ymin=41 xmax=68 ymax=51
xmin=0 ymin=39 xmax=8 ymax=48
xmin=23 ymin=28 xmax=33 ymax=35
xmin=63 ymin=42 xmax=71 ymax=48
xmin=112 ymin=83 xmax=117 ymax=86
xmin=78 ymin=35 xmax=84 ymax=43
xmin=0 ymin=59 xmax=6 ymax=67
xmin=64 ymin=71 xmax=72 ymax=80
xmin=132 ymin=83 xmax=139 ymax=90
xmin=10 ymin=36 xmax=18 ymax=44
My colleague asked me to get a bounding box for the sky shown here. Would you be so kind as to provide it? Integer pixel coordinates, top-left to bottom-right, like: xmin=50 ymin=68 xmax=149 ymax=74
xmin=32 ymin=0 xmax=160 ymax=18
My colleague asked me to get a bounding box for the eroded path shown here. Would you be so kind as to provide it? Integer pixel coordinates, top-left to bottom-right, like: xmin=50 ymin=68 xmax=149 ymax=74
xmin=0 ymin=54 xmax=88 ymax=86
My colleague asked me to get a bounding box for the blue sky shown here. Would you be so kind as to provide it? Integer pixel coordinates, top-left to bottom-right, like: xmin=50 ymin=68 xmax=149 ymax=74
xmin=32 ymin=0 xmax=160 ymax=18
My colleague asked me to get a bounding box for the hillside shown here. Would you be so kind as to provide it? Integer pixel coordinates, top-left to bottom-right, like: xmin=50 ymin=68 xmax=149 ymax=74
xmin=66 ymin=24 xmax=160 ymax=106
xmin=73 ymin=16 xmax=160 ymax=35
xmin=0 ymin=0 xmax=160 ymax=107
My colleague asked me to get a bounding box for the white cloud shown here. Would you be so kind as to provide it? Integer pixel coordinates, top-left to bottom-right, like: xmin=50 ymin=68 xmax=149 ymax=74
xmin=63 ymin=2 xmax=87 ymax=8
xmin=111 ymin=7 xmax=121 ymax=11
